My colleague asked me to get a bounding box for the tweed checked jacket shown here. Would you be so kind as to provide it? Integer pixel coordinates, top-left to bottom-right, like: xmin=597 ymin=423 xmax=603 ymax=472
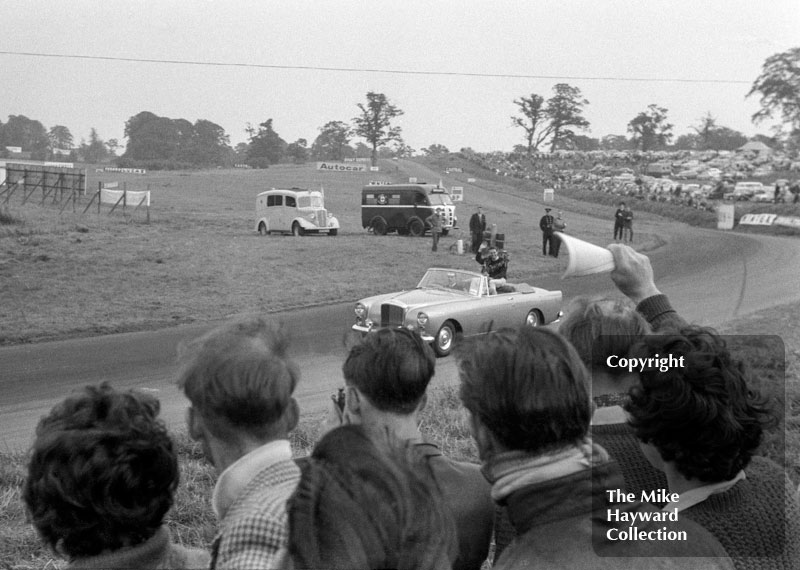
xmin=210 ymin=457 xmax=301 ymax=570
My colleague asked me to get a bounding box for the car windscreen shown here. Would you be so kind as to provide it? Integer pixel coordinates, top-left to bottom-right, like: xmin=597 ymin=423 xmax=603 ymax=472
xmin=417 ymin=269 xmax=478 ymax=295
xmin=298 ymin=195 xmax=324 ymax=208
xmin=428 ymin=193 xmax=453 ymax=206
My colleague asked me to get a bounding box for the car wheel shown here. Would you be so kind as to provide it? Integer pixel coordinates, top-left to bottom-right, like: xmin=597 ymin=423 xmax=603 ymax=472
xmin=525 ymin=309 xmax=543 ymax=327
xmin=329 ymin=229 xmax=338 ymax=236
xmin=371 ymin=217 xmax=388 ymax=236
xmin=258 ymin=223 xmax=268 ymax=236
xmin=292 ymin=223 xmax=305 ymax=237
xmin=408 ymin=217 xmax=425 ymax=237
xmin=433 ymin=321 xmax=456 ymax=357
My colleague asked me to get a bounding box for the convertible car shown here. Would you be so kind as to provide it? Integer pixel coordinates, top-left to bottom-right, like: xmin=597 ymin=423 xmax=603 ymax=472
xmin=352 ymin=267 xmax=563 ymax=356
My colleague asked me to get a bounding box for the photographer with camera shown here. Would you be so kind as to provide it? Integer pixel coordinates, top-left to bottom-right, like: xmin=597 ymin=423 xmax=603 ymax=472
xmin=323 ymin=328 xmax=494 ymax=570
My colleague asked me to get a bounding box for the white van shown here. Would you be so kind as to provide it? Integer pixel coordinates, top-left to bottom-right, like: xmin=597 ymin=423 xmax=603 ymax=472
xmin=723 ymin=182 xmax=764 ymax=201
xmin=255 ymin=188 xmax=340 ymax=236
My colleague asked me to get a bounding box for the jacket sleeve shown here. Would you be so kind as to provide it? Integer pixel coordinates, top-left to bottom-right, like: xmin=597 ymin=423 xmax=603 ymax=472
xmin=636 ymin=294 xmax=688 ymax=332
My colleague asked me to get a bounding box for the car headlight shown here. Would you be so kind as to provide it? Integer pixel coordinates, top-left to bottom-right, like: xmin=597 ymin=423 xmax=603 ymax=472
xmin=355 ymin=303 xmax=366 ymax=320
xmin=417 ymin=313 xmax=428 ymax=328
xmin=327 ymin=212 xmax=333 ymax=218
xmin=307 ymin=213 xmax=316 ymax=221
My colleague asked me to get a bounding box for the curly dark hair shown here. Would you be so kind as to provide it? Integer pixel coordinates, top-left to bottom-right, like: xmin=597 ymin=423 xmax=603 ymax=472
xmin=23 ymin=383 xmax=178 ymax=559
xmin=456 ymin=326 xmax=592 ymax=454
xmin=626 ymin=326 xmax=775 ymax=483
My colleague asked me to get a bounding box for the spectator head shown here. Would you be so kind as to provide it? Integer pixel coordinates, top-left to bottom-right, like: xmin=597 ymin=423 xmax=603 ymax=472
xmin=288 ymin=425 xmax=458 ymax=570
xmin=619 ymin=201 xmax=626 ymax=207
xmin=23 ymin=383 xmax=178 ymax=560
xmin=457 ymin=327 xmax=591 ymax=458
xmin=559 ymin=296 xmax=652 ymax=379
xmin=626 ymin=326 xmax=775 ymax=483
xmin=177 ymin=316 xmax=300 ymax=466
xmin=343 ymin=327 xmax=435 ymax=416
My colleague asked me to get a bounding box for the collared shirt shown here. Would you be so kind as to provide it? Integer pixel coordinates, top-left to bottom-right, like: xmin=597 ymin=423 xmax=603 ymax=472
xmin=669 ymin=471 xmax=747 ymax=513
xmin=212 ymin=439 xmax=293 ymax=519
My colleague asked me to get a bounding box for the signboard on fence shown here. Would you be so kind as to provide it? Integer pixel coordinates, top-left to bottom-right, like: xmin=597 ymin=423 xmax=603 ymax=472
xmin=716 ymin=204 xmax=735 ymax=230
xmin=467 ymin=178 xmax=476 ymax=183
xmin=544 ymin=188 xmax=555 ymax=202
xmin=445 ymin=167 xmax=462 ymax=173
xmin=774 ymin=216 xmax=800 ymax=229
xmin=103 ymin=167 xmax=147 ymax=174
xmin=316 ymin=162 xmax=367 ymax=172
xmin=738 ymin=213 xmax=777 ymax=226
xmin=408 ymin=177 xmax=417 ymax=183
xmin=100 ymin=188 xmax=150 ymax=206
xmin=450 ymin=187 xmax=464 ymax=202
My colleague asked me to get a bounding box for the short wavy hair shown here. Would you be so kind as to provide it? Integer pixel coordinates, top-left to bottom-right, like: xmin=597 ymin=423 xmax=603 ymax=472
xmin=23 ymin=383 xmax=178 ymax=559
xmin=288 ymin=425 xmax=457 ymax=570
xmin=456 ymin=326 xmax=592 ymax=454
xmin=343 ymin=328 xmax=435 ymax=414
xmin=626 ymin=326 xmax=775 ymax=482
xmin=177 ymin=316 xmax=299 ymax=439
xmin=559 ymin=296 xmax=651 ymax=376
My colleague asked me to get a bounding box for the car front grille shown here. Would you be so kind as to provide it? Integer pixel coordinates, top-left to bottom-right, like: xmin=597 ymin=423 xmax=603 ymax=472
xmin=316 ymin=209 xmax=328 ymax=227
xmin=381 ymin=303 xmax=405 ymax=327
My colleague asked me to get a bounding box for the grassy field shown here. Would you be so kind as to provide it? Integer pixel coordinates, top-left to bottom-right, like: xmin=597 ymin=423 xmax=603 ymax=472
xmin=1 ymin=160 xmax=666 ymax=345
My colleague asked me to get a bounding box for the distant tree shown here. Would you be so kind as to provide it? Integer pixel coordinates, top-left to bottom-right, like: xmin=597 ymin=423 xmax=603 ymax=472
xmin=394 ymin=142 xmax=416 ymax=158
xmin=286 ymin=138 xmax=309 ymax=163
xmin=546 ymin=83 xmax=590 ymax=152
xmin=124 ymin=113 xmax=181 ymax=160
xmin=599 ymin=134 xmax=633 ymax=151
xmin=570 ymin=135 xmax=600 ymax=151
xmin=352 ymin=92 xmax=404 ymax=166
xmin=707 ymin=127 xmax=748 ymax=151
xmin=511 ymin=93 xmax=549 ymax=154
xmin=81 ymin=128 xmax=109 ymax=163
xmin=247 ymin=119 xmax=286 ymax=167
xmin=105 ymin=138 xmax=120 ymax=156
xmin=233 ymin=142 xmax=249 ymax=162
xmin=691 ymin=112 xmax=717 ymax=150
xmin=311 ymin=121 xmax=352 ymax=161
xmin=183 ymin=119 xmax=230 ymax=165
xmin=627 ymin=104 xmax=673 ymax=151
xmin=1 ymin=115 xmax=49 ymax=157
xmin=354 ymin=142 xmax=371 ymax=159
xmin=673 ymin=133 xmax=701 ymax=151
xmin=421 ymin=143 xmax=450 ymax=156
xmin=747 ymin=47 xmax=800 ymax=131
xmin=48 ymin=125 xmax=74 ymax=151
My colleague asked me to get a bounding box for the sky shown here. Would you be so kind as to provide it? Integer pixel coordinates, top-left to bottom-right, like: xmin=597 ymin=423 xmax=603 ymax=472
xmin=1 ymin=0 xmax=798 ymax=153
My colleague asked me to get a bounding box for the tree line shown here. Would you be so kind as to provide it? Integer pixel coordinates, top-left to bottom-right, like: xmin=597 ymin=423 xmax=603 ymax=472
xmin=1 ymin=47 xmax=797 ymax=169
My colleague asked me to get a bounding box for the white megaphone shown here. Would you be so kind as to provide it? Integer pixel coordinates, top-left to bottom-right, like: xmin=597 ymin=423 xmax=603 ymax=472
xmin=556 ymin=232 xmax=615 ymax=279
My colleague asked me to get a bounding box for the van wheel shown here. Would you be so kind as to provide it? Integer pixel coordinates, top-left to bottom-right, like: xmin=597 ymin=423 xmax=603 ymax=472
xmin=329 ymin=229 xmax=338 ymax=236
xmin=292 ymin=223 xmax=305 ymax=237
xmin=441 ymin=229 xmax=449 ymax=236
xmin=371 ymin=217 xmax=388 ymax=236
xmin=408 ymin=217 xmax=425 ymax=237
xmin=258 ymin=223 xmax=269 ymax=236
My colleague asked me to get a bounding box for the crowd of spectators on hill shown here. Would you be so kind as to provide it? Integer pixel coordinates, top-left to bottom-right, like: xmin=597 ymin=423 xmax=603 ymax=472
xmin=20 ymin=244 xmax=800 ymax=569
xmin=459 ymin=148 xmax=800 ymax=214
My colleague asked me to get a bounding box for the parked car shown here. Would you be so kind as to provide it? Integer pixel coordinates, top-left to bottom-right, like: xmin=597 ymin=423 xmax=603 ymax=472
xmin=723 ymin=182 xmax=765 ymax=201
xmin=752 ymin=191 xmax=775 ymax=203
xmin=255 ymin=188 xmax=339 ymax=236
xmin=352 ymin=267 xmax=562 ymax=356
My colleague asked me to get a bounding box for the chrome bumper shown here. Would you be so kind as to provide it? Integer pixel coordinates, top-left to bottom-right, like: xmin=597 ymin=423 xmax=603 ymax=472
xmin=352 ymin=324 xmax=433 ymax=343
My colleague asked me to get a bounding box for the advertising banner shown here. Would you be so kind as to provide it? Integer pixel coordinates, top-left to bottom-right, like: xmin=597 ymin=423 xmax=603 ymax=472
xmin=738 ymin=213 xmax=777 ymax=226
xmin=100 ymin=189 xmax=150 ymax=206
xmin=716 ymin=204 xmax=735 ymax=230
xmin=774 ymin=216 xmax=800 ymax=228
xmin=316 ymin=162 xmax=367 ymax=172
xmin=450 ymin=187 xmax=464 ymax=202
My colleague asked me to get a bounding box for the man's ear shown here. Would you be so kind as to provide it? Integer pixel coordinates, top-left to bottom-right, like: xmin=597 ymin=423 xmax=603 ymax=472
xmin=345 ymin=385 xmax=362 ymax=418
xmin=467 ymin=410 xmax=500 ymax=462
xmin=186 ymin=406 xmax=205 ymax=442
xmin=416 ymin=392 xmax=428 ymax=414
xmin=284 ymin=397 xmax=300 ymax=433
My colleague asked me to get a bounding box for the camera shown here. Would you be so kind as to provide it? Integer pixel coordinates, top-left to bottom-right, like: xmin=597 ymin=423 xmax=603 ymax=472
xmin=331 ymin=388 xmax=345 ymax=412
